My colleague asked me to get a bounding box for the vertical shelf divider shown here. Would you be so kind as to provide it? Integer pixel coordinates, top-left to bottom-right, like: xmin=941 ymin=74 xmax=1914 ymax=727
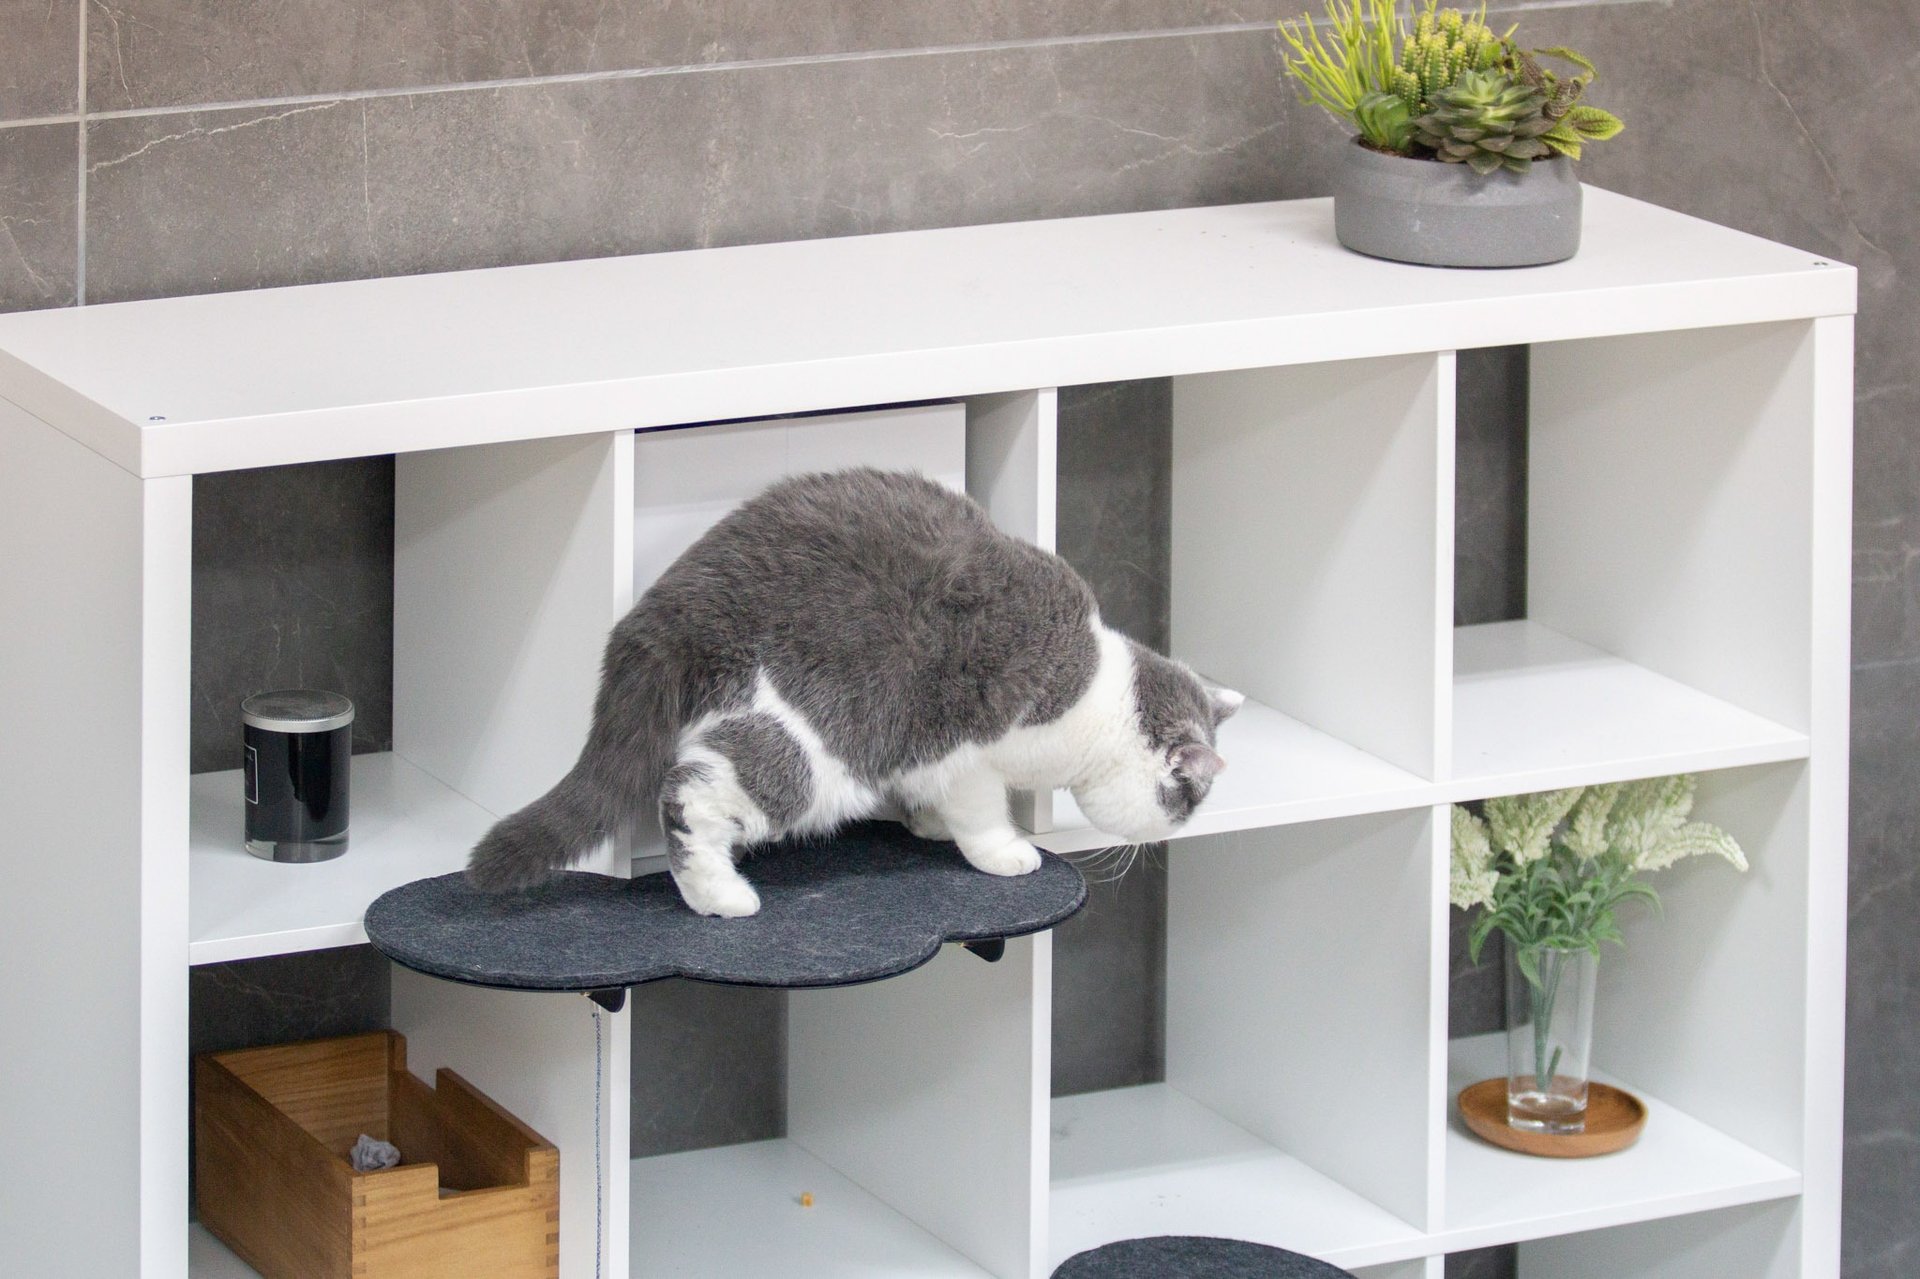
xmin=966 ymin=389 xmax=1061 ymax=835
xmin=788 ymin=936 xmax=1054 ymax=1279
xmin=1171 ymin=354 xmax=1452 ymax=780
xmin=392 ymin=429 xmax=637 ymax=1279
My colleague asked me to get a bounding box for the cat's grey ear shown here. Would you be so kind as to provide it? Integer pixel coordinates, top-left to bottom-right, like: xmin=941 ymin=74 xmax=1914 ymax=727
xmin=1208 ymin=686 xmax=1246 ymax=726
xmin=1171 ymin=742 xmax=1227 ymax=781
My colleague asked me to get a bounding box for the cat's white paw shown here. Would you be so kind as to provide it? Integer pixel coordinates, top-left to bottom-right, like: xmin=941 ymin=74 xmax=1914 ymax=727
xmin=963 ymin=837 xmax=1043 ymax=877
xmin=679 ymin=872 xmax=762 ymax=918
xmin=905 ymin=808 xmax=954 ymax=841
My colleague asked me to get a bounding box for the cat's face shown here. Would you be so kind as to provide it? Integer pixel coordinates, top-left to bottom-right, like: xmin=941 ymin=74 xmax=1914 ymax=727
xmin=1070 ymin=644 xmax=1242 ymax=842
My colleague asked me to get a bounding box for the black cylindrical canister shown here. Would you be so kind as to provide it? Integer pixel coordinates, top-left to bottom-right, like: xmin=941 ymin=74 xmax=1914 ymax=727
xmin=241 ymin=690 xmax=354 ymax=863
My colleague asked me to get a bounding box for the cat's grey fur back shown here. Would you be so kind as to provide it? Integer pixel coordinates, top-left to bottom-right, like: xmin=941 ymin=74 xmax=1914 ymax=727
xmin=469 ymin=468 xmax=1102 ymax=890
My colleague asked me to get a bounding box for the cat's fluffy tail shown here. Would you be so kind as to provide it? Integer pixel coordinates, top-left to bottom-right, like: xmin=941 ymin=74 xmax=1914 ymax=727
xmin=466 ymin=618 xmax=682 ymax=892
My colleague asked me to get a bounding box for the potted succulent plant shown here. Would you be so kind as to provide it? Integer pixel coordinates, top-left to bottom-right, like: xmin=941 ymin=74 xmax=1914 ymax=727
xmin=1279 ymin=1 xmax=1624 ymax=267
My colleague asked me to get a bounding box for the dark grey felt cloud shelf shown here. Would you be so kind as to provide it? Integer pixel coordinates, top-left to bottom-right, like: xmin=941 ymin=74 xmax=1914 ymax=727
xmin=364 ymin=821 xmax=1087 ymax=1009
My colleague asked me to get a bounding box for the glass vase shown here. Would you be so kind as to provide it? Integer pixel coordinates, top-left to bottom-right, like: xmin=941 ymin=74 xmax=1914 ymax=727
xmin=1504 ymin=943 xmax=1597 ymax=1134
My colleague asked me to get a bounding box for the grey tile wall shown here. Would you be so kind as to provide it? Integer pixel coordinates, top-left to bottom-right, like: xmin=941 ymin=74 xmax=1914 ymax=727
xmin=191 ymin=459 xmax=395 ymax=773
xmin=0 ymin=123 xmax=77 ymax=310
xmin=85 ymin=27 xmax=1314 ymax=303
xmin=0 ymin=0 xmax=77 ymax=120
xmin=3 ymin=0 xmax=1903 ymax=1268
xmin=629 ymin=980 xmax=786 ymax=1156
xmin=84 ymin=1 xmax=1302 ymax=111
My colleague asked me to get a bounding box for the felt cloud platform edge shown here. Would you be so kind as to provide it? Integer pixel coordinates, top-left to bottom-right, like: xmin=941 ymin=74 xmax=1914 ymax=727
xmin=364 ymin=820 xmax=1089 ymax=993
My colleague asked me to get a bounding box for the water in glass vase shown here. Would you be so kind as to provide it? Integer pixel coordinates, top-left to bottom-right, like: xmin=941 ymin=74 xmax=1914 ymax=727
xmin=1505 ymin=943 xmax=1597 ymax=1134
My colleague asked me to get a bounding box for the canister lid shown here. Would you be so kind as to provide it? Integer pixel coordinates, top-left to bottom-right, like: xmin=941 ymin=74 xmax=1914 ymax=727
xmin=242 ymin=690 xmax=355 ymax=733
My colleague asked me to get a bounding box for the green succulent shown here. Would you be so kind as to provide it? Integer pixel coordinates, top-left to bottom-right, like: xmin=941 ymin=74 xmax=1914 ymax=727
xmin=1353 ymin=90 xmax=1415 ymax=152
xmin=1511 ymin=45 xmax=1625 ymax=160
xmin=1412 ymin=69 xmax=1555 ymax=174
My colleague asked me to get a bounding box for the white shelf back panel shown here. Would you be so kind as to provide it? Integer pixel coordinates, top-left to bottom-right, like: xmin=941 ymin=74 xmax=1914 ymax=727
xmin=0 ymin=191 xmax=1851 ymax=478
xmin=633 ymin=402 xmax=965 ymax=592
xmin=1173 ymin=352 xmax=1450 ymax=778
xmin=1168 ymin=812 xmax=1444 ymax=1231
xmin=1530 ymin=320 xmax=1818 ymax=732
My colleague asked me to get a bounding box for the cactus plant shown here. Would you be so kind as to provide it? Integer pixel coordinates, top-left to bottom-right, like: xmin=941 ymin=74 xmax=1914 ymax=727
xmin=1393 ymin=5 xmax=1507 ymax=117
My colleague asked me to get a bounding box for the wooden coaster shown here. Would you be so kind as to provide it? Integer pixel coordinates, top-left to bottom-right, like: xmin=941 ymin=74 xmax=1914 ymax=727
xmin=1458 ymin=1077 xmax=1648 ymax=1158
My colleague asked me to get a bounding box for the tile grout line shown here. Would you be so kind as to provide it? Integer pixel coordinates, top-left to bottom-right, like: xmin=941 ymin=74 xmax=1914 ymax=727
xmin=0 ymin=0 xmax=1656 ymax=136
xmin=75 ymin=0 xmax=87 ymax=307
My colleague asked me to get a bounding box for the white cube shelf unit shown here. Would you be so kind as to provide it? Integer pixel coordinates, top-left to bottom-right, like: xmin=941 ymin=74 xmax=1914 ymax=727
xmin=0 ymin=191 xmax=1851 ymax=1279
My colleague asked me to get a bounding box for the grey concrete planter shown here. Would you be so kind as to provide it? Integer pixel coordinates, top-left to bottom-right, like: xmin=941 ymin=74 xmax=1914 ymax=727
xmin=1333 ymin=140 xmax=1582 ymax=268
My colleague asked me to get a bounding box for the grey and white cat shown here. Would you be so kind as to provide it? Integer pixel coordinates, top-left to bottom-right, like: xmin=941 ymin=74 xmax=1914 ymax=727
xmin=468 ymin=467 xmax=1241 ymax=917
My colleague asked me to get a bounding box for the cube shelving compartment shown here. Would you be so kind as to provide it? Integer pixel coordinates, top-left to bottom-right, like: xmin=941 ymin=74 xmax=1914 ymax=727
xmin=195 ymin=1032 xmax=559 ymax=1279
xmin=0 ymin=190 xmax=1853 ymax=1278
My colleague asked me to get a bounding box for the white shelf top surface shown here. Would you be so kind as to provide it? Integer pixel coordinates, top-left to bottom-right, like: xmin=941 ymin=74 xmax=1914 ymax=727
xmin=1050 ymin=1083 xmax=1427 ymax=1271
xmin=189 ymin=751 xmax=497 ymax=966
xmin=631 ymin=1138 xmax=990 ymax=1278
xmin=1450 ymin=621 xmax=1810 ymax=797
xmin=0 ymin=190 xmax=1852 ymax=478
xmin=1441 ymin=1034 xmax=1801 ymax=1253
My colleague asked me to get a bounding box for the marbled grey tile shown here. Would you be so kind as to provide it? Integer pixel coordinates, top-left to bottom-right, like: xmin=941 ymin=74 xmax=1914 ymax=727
xmin=191 ymin=458 xmax=394 ymax=774
xmin=1448 ymin=905 xmax=1505 ymax=1040
xmin=1445 ymin=1245 xmax=1517 ymax=1279
xmin=84 ymin=1 xmax=1302 ymax=111
xmin=1453 ymin=345 xmax=1527 ymax=629
xmin=629 ymin=979 xmax=785 ymax=1157
xmin=0 ymin=122 xmax=76 ymax=311
xmin=1059 ymin=379 xmax=1173 ymax=654
xmin=1845 ymin=657 xmax=1920 ymax=1279
xmin=85 ymin=26 xmax=1320 ymax=302
xmin=1051 ymin=849 xmax=1168 ymax=1096
xmin=190 ymin=945 xmax=392 ymax=1056
xmin=0 ymin=0 xmax=77 ymax=120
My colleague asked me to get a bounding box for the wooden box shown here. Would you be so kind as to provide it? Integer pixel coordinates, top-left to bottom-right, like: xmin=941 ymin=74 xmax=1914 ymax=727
xmin=195 ymin=1031 xmax=559 ymax=1279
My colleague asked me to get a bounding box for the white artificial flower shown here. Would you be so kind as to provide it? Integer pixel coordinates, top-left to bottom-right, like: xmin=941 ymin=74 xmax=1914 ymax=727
xmin=1450 ymin=806 xmax=1498 ymax=909
xmin=1484 ymin=787 xmax=1582 ymax=866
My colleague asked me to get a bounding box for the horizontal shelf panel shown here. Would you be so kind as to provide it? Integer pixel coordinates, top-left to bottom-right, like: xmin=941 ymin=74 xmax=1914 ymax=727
xmin=1050 ymin=1084 xmax=1427 ymax=1271
xmin=0 ymin=191 xmax=1851 ymax=477
xmin=1449 ymin=621 xmax=1809 ymax=799
xmin=1440 ymin=1034 xmax=1801 ymax=1253
xmin=1037 ymin=695 xmax=1434 ymax=853
xmin=632 ymin=1138 xmax=990 ymax=1277
xmin=189 ymin=752 xmax=497 ymax=965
